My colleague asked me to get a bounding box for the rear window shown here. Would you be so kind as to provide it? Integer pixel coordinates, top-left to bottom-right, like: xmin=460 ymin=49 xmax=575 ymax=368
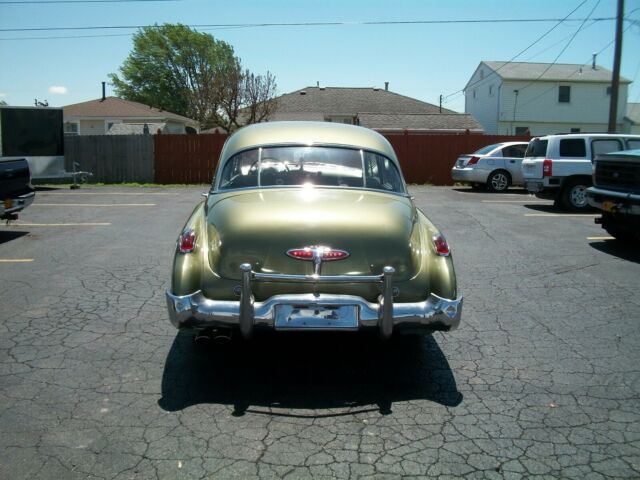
xmin=473 ymin=144 xmax=500 ymax=155
xmin=524 ymin=139 xmax=548 ymax=158
xmin=559 ymin=139 xmax=586 ymax=157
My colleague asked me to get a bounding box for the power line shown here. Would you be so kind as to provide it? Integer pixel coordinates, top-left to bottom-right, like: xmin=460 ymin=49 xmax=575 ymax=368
xmin=442 ymin=0 xmax=590 ymax=103
xmin=0 ymin=17 xmax=618 ymax=34
xmin=0 ymin=0 xmax=176 ymax=3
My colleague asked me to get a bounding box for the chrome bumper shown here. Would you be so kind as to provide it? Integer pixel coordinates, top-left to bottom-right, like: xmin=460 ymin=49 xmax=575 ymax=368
xmin=166 ymin=264 xmax=462 ymax=338
xmin=1 ymin=190 xmax=35 ymax=216
xmin=587 ymin=187 xmax=640 ymax=215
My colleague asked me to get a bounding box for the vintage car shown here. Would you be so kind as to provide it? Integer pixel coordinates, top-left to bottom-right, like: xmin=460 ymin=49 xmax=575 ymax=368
xmin=166 ymin=121 xmax=462 ymax=339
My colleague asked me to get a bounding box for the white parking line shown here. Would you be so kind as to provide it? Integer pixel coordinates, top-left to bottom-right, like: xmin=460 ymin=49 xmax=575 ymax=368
xmin=587 ymin=236 xmax=615 ymax=240
xmin=39 ymin=192 xmax=179 ymax=196
xmin=481 ymin=200 xmax=550 ymax=203
xmin=524 ymin=213 xmax=599 ymax=218
xmin=0 ymin=259 xmax=34 ymax=263
xmin=33 ymin=203 xmax=156 ymax=207
xmin=3 ymin=223 xmax=111 ymax=227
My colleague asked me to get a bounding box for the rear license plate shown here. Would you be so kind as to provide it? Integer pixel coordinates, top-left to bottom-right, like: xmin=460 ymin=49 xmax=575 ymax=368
xmin=602 ymin=200 xmax=614 ymax=212
xmin=275 ymin=305 xmax=358 ymax=329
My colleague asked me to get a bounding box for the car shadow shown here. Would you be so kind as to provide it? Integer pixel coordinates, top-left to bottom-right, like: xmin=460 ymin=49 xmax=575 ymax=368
xmin=589 ymin=240 xmax=640 ymax=264
xmin=158 ymin=332 xmax=463 ymax=417
xmin=0 ymin=230 xmax=29 ymax=244
xmin=452 ymin=187 xmax=530 ymax=195
xmin=522 ymin=203 xmax=559 ymax=213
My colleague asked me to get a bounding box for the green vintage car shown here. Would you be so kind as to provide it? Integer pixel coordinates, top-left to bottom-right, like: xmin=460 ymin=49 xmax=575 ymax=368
xmin=166 ymin=121 xmax=462 ymax=339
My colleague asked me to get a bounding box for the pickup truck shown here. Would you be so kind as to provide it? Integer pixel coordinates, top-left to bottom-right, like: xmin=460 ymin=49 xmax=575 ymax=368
xmin=521 ymin=133 xmax=640 ymax=211
xmin=0 ymin=158 xmax=36 ymax=221
xmin=586 ymin=149 xmax=640 ymax=243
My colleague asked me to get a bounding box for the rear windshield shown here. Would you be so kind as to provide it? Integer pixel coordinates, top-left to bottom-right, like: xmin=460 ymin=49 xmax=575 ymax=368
xmin=217 ymin=146 xmax=405 ymax=194
xmin=525 ymin=139 xmax=548 ymax=158
xmin=473 ymin=144 xmax=500 ymax=155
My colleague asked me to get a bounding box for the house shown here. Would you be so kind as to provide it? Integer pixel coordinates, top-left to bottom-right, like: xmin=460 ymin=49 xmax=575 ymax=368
xmin=624 ymin=103 xmax=640 ymax=134
xmin=63 ymin=95 xmax=199 ymax=135
xmin=269 ymin=86 xmax=483 ymax=134
xmin=464 ymin=61 xmax=631 ymax=135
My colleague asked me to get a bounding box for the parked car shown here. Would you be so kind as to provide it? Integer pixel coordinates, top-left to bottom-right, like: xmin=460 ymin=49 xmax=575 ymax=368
xmin=451 ymin=142 xmax=528 ymax=192
xmin=166 ymin=121 xmax=462 ymax=340
xmin=587 ymin=149 xmax=640 ymax=242
xmin=521 ymin=133 xmax=640 ymax=211
xmin=0 ymin=157 xmax=35 ymax=221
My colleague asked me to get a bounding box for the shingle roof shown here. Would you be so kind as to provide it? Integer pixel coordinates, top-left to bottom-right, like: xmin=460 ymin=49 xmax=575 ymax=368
xmin=63 ymin=97 xmax=198 ymax=125
xmin=357 ymin=113 xmax=483 ymax=132
xmin=625 ymin=103 xmax=640 ymax=124
xmin=275 ymin=87 xmax=455 ymax=115
xmin=480 ymin=61 xmax=630 ymax=83
xmin=106 ymin=122 xmax=166 ymax=135
xmin=270 ymin=111 xmax=326 ymax=121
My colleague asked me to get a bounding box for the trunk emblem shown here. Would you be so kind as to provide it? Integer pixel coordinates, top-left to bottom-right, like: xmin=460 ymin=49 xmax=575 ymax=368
xmin=286 ymin=246 xmax=349 ymax=275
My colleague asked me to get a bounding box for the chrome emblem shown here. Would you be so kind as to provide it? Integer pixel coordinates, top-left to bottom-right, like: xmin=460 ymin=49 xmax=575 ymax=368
xmin=286 ymin=246 xmax=349 ymax=276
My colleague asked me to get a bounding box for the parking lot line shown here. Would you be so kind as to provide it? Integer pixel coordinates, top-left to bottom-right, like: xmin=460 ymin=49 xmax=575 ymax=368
xmin=587 ymin=236 xmax=615 ymax=240
xmin=33 ymin=203 xmax=156 ymax=207
xmin=39 ymin=192 xmax=180 ymax=196
xmin=3 ymin=223 xmax=111 ymax=227
xmin=481 ymin=200 xmax=550 ymax=203
xmin=0 ymin=259 xmax=34 ymax=263
xmin=524 ymin=213 xmax=599 ymax=218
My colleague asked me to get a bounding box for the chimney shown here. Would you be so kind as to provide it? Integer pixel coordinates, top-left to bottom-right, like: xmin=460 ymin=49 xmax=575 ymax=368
xmin=384 ymin=81 xmax=389 ymax=91
xmin=101 ymin=81 xmax=106 ymax=101
xmin=592 ymin=53 xmax=597 ymax=70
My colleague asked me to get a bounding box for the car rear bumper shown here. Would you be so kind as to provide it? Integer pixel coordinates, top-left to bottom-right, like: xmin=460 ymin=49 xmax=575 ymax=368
xmin=451 ymin=167 xmax=487 ymax=183
xmin=166 ymin=265 xmax=462 ymax=338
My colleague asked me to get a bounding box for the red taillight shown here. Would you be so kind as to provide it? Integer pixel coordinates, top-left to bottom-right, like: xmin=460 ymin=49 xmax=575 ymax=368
xmin=432 ymin=234 xmax=450 ymax=256
xmin=467 ymin=156 xmax=480 ymax=166
xmin=543 ymin=159 xmax=553 ymax=177
xmin=286 ymin=247 xmax=349 ymax=261
xmin=178 ymin=228 xmax=197 ymax=253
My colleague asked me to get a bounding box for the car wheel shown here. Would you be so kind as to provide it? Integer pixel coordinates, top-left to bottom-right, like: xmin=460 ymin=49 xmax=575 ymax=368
xmin=561 ymin=178 xmax=591 ymax=212
xmin=486 ymin=171 xmax=510 ymax=192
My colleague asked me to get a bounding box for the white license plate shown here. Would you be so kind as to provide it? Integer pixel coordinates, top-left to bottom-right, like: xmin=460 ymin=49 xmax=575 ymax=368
xmin=275 ymin=305 xmax=358 ymax=329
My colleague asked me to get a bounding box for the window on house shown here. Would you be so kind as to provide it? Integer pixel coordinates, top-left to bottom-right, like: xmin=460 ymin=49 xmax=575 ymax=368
xmin=558 ymin=85 xmax=571 ymax=103
xmin=515 ymin=126 xmax=530 ymax=136
xmin=480 ymin=69 xmax=484 ymax=79
xmin=489 ymin=85 xmax=494 ymax=96
xmin=559 ymin=138 xmax=586 ymax=157
xmin=64 ymin=122 xmax=79 ymax=135
xmin=473 ymin=89 xmax=476 ymax=99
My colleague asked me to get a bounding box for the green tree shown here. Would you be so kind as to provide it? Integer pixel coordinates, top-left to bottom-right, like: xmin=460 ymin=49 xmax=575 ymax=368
xmin=110 ymin=24 xmax=277 ymax=131
xmin=0 ymin=100 xmax=7 ymax=106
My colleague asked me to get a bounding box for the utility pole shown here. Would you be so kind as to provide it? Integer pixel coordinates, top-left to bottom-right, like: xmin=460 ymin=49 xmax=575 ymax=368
xmin=608 ymin=0 xmax=624 ymax=133
xmin=439 ymin=94 xmax=442 ymax=113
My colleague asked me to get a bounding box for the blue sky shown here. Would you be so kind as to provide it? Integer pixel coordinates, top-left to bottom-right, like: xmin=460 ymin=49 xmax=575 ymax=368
xmin=1 ymin=0 xmax=639 ymax=113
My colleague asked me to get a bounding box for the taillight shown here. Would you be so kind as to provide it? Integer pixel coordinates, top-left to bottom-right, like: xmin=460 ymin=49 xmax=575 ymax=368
xmin=286 ymin=247 xmax=349 ymax=261
xmin=467 ymin=156 xmax=480 ymax=167
xmin=178 ymin=228 xmax=197 ymax=253
xmin=543 ymin=159 xmax=553 ymax=177
xmin=432 ymin=234 xmax=450 ymax=256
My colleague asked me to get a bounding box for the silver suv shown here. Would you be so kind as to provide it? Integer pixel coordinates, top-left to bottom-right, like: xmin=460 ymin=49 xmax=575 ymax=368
xmin=521 ymin=133 xmax=640 ymax=211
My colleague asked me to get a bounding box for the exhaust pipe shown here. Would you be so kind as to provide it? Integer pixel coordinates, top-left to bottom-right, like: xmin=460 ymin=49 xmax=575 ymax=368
xmin=194 ymin=329 xmax=232 ymax=345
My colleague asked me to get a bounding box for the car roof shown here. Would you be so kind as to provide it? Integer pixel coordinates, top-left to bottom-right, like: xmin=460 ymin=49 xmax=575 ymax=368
xmin=219 ymin=121 xmax=398 ymax=164
xmin=532 ymin=133 xmax=640 ymax=141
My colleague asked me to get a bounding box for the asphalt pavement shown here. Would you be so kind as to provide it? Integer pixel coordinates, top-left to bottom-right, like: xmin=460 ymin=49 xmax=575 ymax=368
xmin=0 ymin=185 xmax=639 ymax=479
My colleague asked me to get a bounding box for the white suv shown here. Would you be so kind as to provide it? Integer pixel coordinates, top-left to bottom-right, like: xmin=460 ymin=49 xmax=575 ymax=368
xmin=521 ymin=133 xmax=640 ymax=211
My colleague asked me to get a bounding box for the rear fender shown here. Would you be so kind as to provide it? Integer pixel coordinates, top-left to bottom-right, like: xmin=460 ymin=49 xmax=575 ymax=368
xmin=171 ymin=201 xmax=207 ymax=296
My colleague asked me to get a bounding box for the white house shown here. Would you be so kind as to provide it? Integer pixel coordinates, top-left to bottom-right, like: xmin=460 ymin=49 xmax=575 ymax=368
xmin=624 ymin=103 xmax=640 ymax=134
xmin=464 ymin=61 xmax=630 ymax=136
xmin=63 ymin=96 xmax=199 ymax=135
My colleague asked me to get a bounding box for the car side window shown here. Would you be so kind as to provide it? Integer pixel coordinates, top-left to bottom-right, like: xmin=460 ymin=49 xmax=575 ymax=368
xmin=559 ymin=139 xmax=586 ymax=158
xmin=363 ymin=153 xmax=404 ymax=193
xmin=502 ymin=145 xmax=526 ymax=158
xmin=626 ymin=139 xmax=640 ymax=150
xmin=218 ymin=150 xmax=259 ymax=189
xmin=591 ymin=139 xmax=623 ymax=158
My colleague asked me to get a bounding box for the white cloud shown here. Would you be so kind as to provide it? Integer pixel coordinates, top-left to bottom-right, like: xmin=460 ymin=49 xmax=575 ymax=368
xmin=0 ymin=93 xmax=6 ymax=98
xmin=49 ymin=86 xmax=68 ymax=95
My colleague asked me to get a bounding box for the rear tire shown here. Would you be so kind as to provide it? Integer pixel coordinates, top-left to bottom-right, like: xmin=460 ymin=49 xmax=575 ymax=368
xmin=486 ymin=170 xmax=511 ymax=193
xmin=560 ymin=178 xmax=591 ymax=212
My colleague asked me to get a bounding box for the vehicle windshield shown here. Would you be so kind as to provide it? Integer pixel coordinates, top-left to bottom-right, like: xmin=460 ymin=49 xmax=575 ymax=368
xmin=217 ymin=146 xmax=405 ymax=193
xmin=473 ymin=144 xmax=501 ymax=155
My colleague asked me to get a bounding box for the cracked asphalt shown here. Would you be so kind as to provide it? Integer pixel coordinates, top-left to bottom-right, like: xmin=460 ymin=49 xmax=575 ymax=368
xmin=1 ymin=185 xmax=639 ymax=479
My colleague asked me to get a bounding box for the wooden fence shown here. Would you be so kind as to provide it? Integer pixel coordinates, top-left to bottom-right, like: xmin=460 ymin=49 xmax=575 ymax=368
xmin=65 ymin=135 xmax=154 ymax=183
xmin=153 ymin=132 xmax=530 ymax=185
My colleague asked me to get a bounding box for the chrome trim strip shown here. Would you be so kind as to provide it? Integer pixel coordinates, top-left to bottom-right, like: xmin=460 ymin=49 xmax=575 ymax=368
xmin=252 ymin=271 xmax=383 ymax=283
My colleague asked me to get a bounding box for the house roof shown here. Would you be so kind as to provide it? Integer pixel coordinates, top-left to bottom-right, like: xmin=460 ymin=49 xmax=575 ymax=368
xmin=476 ymin=61 xmax=630 ymax=85
xmin=107 ymin=122 xmax=166 ymax=135
xmin=357 ymin=113 xmax=483 ymax=132
xmin=625 ymin=103 xmax=640 ymax=125
xmin=63 ymin=97 xmax=198 ymax=125
xmin=275 ymin=86 xmax=456 ymax=116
